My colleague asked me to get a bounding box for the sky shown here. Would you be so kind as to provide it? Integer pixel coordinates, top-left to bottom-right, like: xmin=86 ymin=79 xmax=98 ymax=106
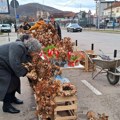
xmin=13 ymin=0 xmax=96 ymax=14
xmin=11 ymin=0 xmax=120 ymax=15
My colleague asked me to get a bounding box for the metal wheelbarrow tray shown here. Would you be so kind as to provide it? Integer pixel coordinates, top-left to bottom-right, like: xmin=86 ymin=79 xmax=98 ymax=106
xmin=92 ymin=58 xmax=120 ymax=85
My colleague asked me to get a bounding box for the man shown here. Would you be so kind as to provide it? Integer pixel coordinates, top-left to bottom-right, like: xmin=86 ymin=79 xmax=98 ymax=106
xmin=0 ymin=38 xmax=41 ymax=114
xmin=22 ymin=21 xmax=31 ymax=30
xmin=49 ymin=15 xmax=62 ymax=40
xmin=29 ymin=18 xmax=46 ymax=31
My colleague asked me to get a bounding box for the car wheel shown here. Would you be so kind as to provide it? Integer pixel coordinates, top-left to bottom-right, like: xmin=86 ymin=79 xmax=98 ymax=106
xmin=80 ymin=29 xmax=82 ymax=32
xmin=67 ymin=29 xmax=69 ymax=32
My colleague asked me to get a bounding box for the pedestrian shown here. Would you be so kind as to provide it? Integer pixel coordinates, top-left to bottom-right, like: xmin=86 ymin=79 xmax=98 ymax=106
xmin=29 ymin=18 xmax=46 ymax=31
xmin=0 ymin=38 xmax=41 ymax=114
xmin=14 ymin=24 xmax=17 ymax=32
xmin=22 ymin=21 xmax=31 ymax=30
xmin=49 ymin=15 xmax=62 ymax=40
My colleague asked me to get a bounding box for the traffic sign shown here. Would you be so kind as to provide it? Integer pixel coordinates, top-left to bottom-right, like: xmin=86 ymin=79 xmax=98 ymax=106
xmin=10 ymin=0 xmax=19 ymax=8
xmin=16 ymin=15 xmax=19 ymax=19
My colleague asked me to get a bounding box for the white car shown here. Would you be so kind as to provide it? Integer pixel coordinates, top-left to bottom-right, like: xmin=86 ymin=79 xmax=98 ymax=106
xmin=107 ymin=21 xmax=120 ymax=28
xmin=1 ymin=24 xmax=11 ymax=33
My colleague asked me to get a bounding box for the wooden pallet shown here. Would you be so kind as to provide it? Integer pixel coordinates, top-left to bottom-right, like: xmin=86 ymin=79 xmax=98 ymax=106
xmin=38 ymin=92 xmax=77 ymax=120
xmin=54 ymin=95 xmax=77 ymax=120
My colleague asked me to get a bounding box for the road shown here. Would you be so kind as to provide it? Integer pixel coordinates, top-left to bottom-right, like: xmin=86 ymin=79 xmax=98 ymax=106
xmin=61 ymin=29 xmax=120 ymax=120
xmin=62 ymin=29 xmax=120 ymax=58
xmin=0 ymin=29 xmax=120 ymax=120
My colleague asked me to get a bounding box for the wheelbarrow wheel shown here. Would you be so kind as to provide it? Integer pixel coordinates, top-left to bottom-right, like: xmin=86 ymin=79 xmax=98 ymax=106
xmin=107 ymin=72 xmax=119 ymax=85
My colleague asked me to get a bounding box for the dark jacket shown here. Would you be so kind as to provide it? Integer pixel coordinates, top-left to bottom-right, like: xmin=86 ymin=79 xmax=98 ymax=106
xmin=52 ymin=21 xmax=61 ymax=40
xmin=0 ymin=41 xmax=30 ymax=101
xmin=23 ymin=23 xmax=31 ymax=30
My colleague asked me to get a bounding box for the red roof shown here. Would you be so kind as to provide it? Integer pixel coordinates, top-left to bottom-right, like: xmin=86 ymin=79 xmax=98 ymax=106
xmin=105 ymin=1 xmax=120 ymax=10
xmin=51 ymin=11 xmax=75 ymax=18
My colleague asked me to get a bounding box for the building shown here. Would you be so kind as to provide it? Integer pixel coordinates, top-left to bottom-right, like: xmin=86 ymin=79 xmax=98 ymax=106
xmin=94 ymin=0 xmax=118 ymax=27
xmin=36 ymin=10 xmax=50 ymax=19
xmin=50 ymin=12 xmax=76 ymax=27
xmin=75 ymin=10 xmax=94 ymax=27
xmin=51 ymin=12 xmax=75 ymax=20
xmin=104 ymin=1 xmax=120 ymax=22
xmin=96 ymin=0 xmax=116 ymax=19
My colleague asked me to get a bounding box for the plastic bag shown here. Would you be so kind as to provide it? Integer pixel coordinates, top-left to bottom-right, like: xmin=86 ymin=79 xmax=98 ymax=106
xmin=55 ymin=75 xmax=70 ymax=83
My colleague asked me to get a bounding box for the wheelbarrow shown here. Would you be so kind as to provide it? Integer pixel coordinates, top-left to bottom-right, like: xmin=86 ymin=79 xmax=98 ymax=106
xmin=92 ymin=58 xmax=120 ymax=85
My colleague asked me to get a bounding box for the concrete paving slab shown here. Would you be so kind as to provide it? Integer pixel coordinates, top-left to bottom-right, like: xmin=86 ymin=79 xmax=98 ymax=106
xmin=0 ymin=77 xmax=38 ymax=120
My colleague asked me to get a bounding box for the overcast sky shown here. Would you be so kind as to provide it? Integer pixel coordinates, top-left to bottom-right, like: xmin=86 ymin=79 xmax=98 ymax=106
xmin=11 ymin=0 xmax=120 ymax=14
xmin=13 ymin=0 xmax=96 ymax=14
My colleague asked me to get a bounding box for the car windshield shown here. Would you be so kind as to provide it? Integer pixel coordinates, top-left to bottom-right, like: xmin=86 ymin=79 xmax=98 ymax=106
xmin=2 ymin=24 xmax=10 ymax=27
xmin=70 ymin=24 xmax=80 ymax=27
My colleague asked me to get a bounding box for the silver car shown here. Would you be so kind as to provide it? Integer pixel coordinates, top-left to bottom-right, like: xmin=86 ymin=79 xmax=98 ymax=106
xmin=67 ymin=23 xmax=82 ymax=32
xmin=1 ymin=24 xmax=11 ymax=33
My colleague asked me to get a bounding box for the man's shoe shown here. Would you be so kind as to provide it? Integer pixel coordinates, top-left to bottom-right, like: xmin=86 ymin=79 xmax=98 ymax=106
xmin=12 ymin=98 xmax=23 ymax=104
xmin=3 ymin=103 xmax=20 ymax=114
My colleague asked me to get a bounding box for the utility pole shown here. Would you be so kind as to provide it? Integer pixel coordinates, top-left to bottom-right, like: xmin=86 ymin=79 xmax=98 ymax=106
xmin=10 ymin=0 xmax=19 ymax=32
xmin=98 ymin=0 xmax=101 ymax=29
xmin=13 ymin=0 xmax=17 ymax=25
xmin=42 ymin=0 xmax=45 ymax=19
xmin=94 ymin=0 xmax=100 ymax=29
xmin=94 ymin=0 xmax=98 ymax=28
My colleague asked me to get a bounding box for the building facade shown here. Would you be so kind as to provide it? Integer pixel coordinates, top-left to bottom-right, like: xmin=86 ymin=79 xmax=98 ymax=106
xmin=104 ymin=1 xmax=120 ymax=22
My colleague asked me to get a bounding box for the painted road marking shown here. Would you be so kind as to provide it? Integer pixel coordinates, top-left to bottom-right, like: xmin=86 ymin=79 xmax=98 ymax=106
xmin=81 ymin=80 xmax=102 ymax=95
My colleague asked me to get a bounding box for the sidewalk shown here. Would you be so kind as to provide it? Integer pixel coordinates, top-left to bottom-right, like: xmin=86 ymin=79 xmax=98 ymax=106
xmin=0 ymin=31 xmax=39 ymax=120
xmin=0 ymin=77 xmax=38 ymax=120
xmin=83 ymin=27 xmax=120 ymax=34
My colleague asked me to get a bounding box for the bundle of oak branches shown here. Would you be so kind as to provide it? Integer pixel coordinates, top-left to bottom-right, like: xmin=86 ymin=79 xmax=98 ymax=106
xmin=23 ymin=53 xmax=77 ymax=119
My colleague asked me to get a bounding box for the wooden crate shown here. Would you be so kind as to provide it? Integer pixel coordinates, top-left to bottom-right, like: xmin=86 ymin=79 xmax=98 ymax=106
xmin=38 ymin=94 xmax=77 ymax=120
xmin=81 ymin=50 xmax=97 ymax=72
xmin=54 ymin=95 xmax=77 ymax=120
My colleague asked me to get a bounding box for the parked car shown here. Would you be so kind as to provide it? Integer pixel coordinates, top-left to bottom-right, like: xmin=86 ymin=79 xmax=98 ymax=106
xmin=1 ymin=24 xmax=11 ymax=33
xmin=67 ymin=23 xmax=82 ymax=32
xmin=107 ymin=21 xmax=120 ymax=28
xmin=99 ymin=24 xmax=106 ymax=29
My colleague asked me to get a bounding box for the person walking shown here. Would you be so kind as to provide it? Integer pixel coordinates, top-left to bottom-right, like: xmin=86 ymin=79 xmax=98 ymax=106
xmin=0 ymin=38 xmax=41 ymax=114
